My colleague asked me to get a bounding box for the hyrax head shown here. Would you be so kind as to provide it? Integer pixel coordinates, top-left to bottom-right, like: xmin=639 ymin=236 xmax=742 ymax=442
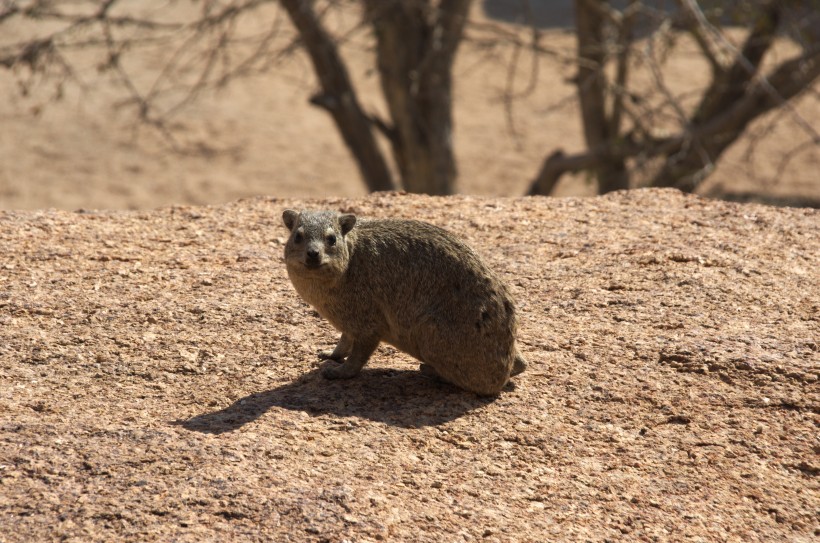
xmin=282 ymin=209 xmax=357 ymax=277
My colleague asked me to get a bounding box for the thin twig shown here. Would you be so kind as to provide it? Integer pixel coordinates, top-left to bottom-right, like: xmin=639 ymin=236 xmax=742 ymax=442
xmin=681 ymin=0 xmax=820 ymax=142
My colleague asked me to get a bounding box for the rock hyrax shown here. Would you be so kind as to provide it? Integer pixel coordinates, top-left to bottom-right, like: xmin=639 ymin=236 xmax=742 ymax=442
xmin=282 ymin=209 xmax=527 ymax=395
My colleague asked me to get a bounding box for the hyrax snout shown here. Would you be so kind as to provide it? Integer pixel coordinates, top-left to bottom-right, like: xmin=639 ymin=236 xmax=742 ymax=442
xmin=282 ymin=209 xmax=527 ymax=396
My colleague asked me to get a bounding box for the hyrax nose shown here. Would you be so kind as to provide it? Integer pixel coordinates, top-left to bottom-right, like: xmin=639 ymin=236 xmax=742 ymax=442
xmin=306 ymin=247 xmax=320 ymax=262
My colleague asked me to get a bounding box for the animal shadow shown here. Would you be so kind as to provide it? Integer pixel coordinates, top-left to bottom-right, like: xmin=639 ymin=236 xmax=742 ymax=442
xmin=176 ymin=367 xmax=496 ymax=434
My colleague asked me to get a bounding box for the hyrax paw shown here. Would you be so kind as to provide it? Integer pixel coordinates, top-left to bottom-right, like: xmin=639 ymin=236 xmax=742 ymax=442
xmin=321 ymin=361 xmax=357 ymax=380
xmin=318 ymin=350 xmax=340 ymax=361
xmin=419 ymin=363 xmax=448 ymax=383
xmin=419 ymin=363 xmax=440 ymax=378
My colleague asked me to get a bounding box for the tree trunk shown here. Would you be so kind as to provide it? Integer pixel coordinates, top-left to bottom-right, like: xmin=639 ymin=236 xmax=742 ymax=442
xmin=280 ymin=0 xmax=396 ymax=193
xmin=364 ymin=0 xmax=471 ymax=195
xmin=574 ymin=0 xmax=628 ymax=194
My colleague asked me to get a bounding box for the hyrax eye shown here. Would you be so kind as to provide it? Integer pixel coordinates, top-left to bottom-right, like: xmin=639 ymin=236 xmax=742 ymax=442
xmin=326 ymin=234 xmax=337 ymax=246
xmin=293 ymin=232 xmax=304 ymax=244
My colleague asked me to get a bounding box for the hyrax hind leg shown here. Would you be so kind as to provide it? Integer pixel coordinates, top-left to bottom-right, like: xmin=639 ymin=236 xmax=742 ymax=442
xmin=322 ymin=336 xmax=379 ymax=380
xmin=419 ymin=363 xmax=446 ymax=381
xmin=319 ymin=333 xmax=353 ymax=361
xmin=511 ymin=350 xmax=528 ymax=376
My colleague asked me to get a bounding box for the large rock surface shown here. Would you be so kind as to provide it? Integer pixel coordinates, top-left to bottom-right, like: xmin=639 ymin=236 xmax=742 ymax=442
xmin=0 ymin=189 xmax=817 ymax=541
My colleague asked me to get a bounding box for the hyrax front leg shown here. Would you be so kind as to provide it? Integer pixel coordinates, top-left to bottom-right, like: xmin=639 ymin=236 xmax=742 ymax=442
xmin=419 ymin=363 xmax=443 ymax=380
xmin=319 ymin=333 xmax=352 ymax=361
xmin=322 ymin=336 xmax=379 ymax=380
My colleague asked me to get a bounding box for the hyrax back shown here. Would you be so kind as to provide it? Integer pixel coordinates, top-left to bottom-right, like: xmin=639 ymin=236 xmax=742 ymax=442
xmin=282 ymin=209 xmax=527 ymax=396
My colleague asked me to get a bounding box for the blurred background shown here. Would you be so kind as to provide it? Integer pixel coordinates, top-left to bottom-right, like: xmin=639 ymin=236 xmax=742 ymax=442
xmin=1 ymin=0 xmax=818 ymax=211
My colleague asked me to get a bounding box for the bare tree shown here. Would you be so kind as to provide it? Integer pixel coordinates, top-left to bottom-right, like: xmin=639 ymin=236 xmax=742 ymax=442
xmin=1 ymin=0 xmax=295 ymax=142
xmin=0 ymin=0 xmax=471 ymax=195
xmin=281 ymin=0 xmax=472 ymax=194
xmin=528 ymin=0 xmax=820 ymax=195
xmin=3 ymin=1 xmax=816 ymax=198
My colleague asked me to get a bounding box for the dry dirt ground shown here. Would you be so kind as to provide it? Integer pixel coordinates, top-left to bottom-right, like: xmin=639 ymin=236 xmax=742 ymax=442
xmin=0 ymin=189 xmax=817 ymax=542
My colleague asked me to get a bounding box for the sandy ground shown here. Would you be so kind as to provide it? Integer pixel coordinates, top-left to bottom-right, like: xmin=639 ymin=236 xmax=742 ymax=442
xmin=0 ymin=3 xmax=818 ymax=211
xmin=0 ymin=189 xmax=818 ymax=542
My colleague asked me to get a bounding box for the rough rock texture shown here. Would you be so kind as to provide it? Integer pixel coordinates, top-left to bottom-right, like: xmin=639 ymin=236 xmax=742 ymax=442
xmin=0 ymin=189 xmax=817 ymax=542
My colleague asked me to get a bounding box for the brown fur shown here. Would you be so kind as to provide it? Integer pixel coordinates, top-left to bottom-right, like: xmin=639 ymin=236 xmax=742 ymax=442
xmin=282 ymin=209 xmax=527 ymax=396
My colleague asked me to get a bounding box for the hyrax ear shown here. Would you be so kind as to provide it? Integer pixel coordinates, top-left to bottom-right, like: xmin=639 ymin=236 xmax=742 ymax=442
xmin=282 ymin=209 xmax=299 ymax=231
xmin=338 ymin=214 xmax=357 ymax=235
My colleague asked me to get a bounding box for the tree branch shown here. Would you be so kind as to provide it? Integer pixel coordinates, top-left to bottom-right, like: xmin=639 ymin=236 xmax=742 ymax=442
xmin=280 ymin=0 xmax=396 ymax=192
xmin=676 ymin=0 xmax=724 ymax=74
xmin=610 ymin=0 xmax=639 ymax=137
xmin=691 ymin=0 xmax=780 ymax=126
